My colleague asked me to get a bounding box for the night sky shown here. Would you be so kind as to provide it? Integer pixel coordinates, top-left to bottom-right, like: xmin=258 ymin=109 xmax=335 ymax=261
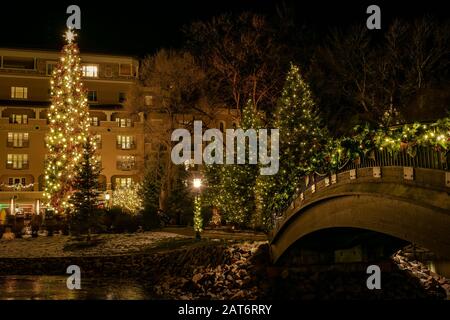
xmin=0 ymin=0 xmax=447 ymax=57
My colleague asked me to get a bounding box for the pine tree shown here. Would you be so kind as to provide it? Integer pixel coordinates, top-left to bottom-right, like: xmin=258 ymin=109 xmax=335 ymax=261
xmin=214 ymin=101 xmax=262 ymax=228
xmin=257 ymin=64 xmax=328 ymax=221
xmin=44 ymin=29 xmax=90 ymax=214
xmin=142 ymin=166 xmax=162 ymax=229
xmin=68 ymin=139 xmax=102 ymax=240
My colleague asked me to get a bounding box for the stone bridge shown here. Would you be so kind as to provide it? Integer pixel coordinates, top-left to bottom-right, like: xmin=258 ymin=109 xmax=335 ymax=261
xmin=269 ymin=147 xmax=450 ymax=263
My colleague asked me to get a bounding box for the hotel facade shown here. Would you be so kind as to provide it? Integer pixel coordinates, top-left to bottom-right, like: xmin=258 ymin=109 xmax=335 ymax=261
xmin=0 ymin=47 xmax=239 ymax=217
xmin=0 ymin=47 xmax=143 ymax=216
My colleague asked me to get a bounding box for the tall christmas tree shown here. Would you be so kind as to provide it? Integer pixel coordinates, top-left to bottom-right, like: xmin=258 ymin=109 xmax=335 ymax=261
xmin=257 ymin=64 xmax=328 ymax=221
xmin=44 ymin=29 xmax=90 ymax=214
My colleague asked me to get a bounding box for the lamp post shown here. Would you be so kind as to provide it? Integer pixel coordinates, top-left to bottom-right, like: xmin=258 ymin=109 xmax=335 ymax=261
xmin=105 ymin=193 xmax=111 ymax=210
xmin=192 ymin=178 xmax=203 ymax=240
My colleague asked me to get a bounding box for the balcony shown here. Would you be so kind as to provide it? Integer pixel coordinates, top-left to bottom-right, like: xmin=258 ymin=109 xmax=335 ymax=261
xmin=0 ymin=184 xmax=34 ymax=192
xmin=6 ymin=141 xmax=29 ymax=148
xmin=116 ymin=142 xmax=136 ymax=150
xmin=117 ymin=161 xmax=136 ymax=171
xmin=5 ymin=163 xmax=29 ymax=170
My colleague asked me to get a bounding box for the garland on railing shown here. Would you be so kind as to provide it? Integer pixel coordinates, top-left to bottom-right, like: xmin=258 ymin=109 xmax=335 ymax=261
xmin=273 ymin=117 xmax=450 ymax=223
xmin=315 ymin=117 xmax=450 ymax=175
xmin=0 ymin=183 xmax=35 ymax=190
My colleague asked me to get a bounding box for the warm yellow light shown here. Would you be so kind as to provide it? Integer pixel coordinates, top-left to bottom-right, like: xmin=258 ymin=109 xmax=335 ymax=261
xmin=193 ymin=178 xmax=202 ymax=189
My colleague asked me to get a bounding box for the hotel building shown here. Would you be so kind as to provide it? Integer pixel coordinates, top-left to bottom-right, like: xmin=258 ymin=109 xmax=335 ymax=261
xmin=0 ymin=47 xmax=142 ymax=215
xmin=0 ymin=47 xmax=239 ymax=217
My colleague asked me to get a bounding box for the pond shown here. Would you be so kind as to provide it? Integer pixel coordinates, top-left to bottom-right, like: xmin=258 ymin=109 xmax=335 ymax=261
xmin=0 ymin=275 xmax=154 ymax=300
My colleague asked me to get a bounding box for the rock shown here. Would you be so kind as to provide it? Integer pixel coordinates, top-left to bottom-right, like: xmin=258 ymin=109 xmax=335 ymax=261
xmin=1 ymin=232 xmax=15 ymax=240
xmin=230 ymin=290 xmax=245 ymax=300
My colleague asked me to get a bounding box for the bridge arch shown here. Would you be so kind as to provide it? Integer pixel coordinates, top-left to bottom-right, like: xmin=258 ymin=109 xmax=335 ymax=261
xmin=270 ymin=178 xmax=450 ymax=263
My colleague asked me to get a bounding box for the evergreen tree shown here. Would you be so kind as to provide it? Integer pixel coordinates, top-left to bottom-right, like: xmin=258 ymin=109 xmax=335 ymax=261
xmin=214 ymin=101 xmax=263 ymax=228
xmin=68 ymin=139 xmax=102 ymax=240
xmin=258 ymin=64 xmax=328 ymax=222
xmin=44 ymin=29 xmax=90 ymax=214
xmin=142 ymin=165 xmax=162 ymax=229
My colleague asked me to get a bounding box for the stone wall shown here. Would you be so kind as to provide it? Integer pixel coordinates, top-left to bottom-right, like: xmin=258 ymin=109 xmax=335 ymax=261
xmin=0 ymin=243 xmax=231 ymax=278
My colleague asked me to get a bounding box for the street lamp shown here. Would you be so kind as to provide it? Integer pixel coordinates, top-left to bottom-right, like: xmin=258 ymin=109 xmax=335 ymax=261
xmin=105 ymin=193 xmax=111 ymax=209
xmin=193 ymin=178 xmax=202 ymax=189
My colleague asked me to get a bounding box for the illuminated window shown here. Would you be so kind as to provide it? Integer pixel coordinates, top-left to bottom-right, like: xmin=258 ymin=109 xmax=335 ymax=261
xmin=10 ymin=114 xmax=28 ymax=124
xmin=11 ymin=87 xmax=28 ymax=99
xmin=7 ymin=132 xmax=29 ymax=147
xmin=117 ymin=135 xmax=134 ymax=149
xmin=6 ymin=154 xmax=28 ymax=169
xmin=82 ymin=65 xmax=98 ymax=77
xmin=116 ymin=117 xmax=132 ymax=127
xmin=115 ymin=177 xmax=133 ymax=188
xmin=144 ymin=95 xmax=153 ymax=106
xmin=89 ymin=116 xmax=99 ymax=126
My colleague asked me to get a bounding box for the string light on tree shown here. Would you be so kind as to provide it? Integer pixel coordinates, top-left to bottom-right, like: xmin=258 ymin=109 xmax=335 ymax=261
xmin=257 ymin=63 xmax=328 ymax=223
xmin=112 ymin=183 xmax=144 ymax=215
xmin=43 ymin=28 xmax=90 ymax=214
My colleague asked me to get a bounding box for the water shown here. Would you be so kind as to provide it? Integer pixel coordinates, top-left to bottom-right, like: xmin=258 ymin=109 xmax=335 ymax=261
xmin=427 ymin=261 xmax=450 ymax=279
xmin=0 ymin=275 xmax=153 ymax=300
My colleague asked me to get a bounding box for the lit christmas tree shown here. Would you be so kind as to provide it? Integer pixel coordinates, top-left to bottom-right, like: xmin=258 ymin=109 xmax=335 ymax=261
xmin=44 ymin=28 xmax=90 ymax=214
xmin=257 ymin=64 xmax=328 ymax=220
xmin=213 ymin=101 xmax=263 ymax=228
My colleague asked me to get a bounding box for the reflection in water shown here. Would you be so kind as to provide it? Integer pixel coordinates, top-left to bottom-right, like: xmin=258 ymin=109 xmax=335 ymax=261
xmin=0 ymin=276 xmax=153 ymax=300
xmin=427 ymin=261 xmax=450 ymax=279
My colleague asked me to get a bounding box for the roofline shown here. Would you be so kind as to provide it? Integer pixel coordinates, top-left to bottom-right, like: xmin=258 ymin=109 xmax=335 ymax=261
xmin=0 ymin=47 xmax=140 ymax=64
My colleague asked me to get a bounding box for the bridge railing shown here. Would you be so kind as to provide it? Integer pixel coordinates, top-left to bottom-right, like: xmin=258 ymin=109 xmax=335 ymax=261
xmin=340 ymin=146 xmax=449 ymax=172
xmin=271 ymin=146 xmax=449 ymax=236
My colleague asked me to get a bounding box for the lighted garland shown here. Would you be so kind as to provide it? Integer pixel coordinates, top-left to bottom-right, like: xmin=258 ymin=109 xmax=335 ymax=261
xmin=317 ymin=117 xmax=450 ymax=175
xmin=0 ymin=183 xmax=35 ymax=190
xmin=203 ymin=63 xmax=450 ymax=231
xmin=43 ymin=28 xmax=90 ymax=214
xmin=193 ymin=194 xmax=203 ymax=234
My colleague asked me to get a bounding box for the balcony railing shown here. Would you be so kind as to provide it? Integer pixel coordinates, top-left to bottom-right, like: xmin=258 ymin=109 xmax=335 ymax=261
xmin=116 ymin=161 xmax=136 ymax=171
xmin=6 ymin=163 xmax=29 ymax=170
xmin=116 ymin=142 xmax=136 ymax=150
xmin=0 ymin=184 xmax=34 ymax=192
xmin=338 ymin=146 xmax=449 ymax=173
xmin=6 ymin=141 xmax=29 ymax=148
